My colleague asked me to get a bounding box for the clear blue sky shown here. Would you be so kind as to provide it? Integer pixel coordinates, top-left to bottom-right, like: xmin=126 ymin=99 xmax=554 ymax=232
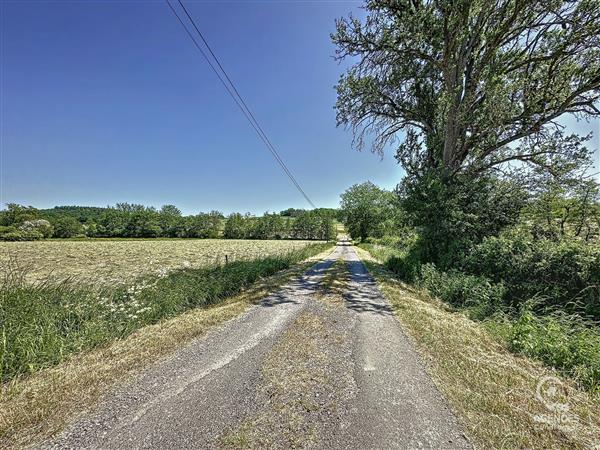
xmin=1 ymin=1 xmax=598 ymax=215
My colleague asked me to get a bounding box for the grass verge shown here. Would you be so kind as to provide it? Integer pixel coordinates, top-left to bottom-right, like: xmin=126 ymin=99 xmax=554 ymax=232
xmin=356 ymin=247 xmax=600 ymax=449
xmin=0 ymin=244 xmax=334 ymax=449
xmin=359 ymin=243 xmax=600 ymax=392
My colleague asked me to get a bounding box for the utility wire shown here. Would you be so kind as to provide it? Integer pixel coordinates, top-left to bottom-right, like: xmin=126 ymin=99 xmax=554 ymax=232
xmin=166 ymin=0 xmax=316 ymax=209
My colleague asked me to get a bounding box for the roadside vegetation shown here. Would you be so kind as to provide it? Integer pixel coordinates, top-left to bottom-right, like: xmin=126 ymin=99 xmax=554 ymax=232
xmin=0 ymin=242 xmax=332 ymax=384
xmin=354 ymin=191 xmax=600 ymax=393
xmin=0 ymin=203 xmax=336 ymax=240
xmin=357 ymin=250 xmax=600 ymax=449
xmin=0 ymin=246 xmax=333 ymax=450
xmin=333 ymin=0 xmax=600 ymax=395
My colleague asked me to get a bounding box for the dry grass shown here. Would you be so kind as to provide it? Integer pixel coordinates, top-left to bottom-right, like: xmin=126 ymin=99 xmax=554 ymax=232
xmin=0 ymin=239 xmax=323 ymax=286
xmin=317 ymin=258 xmax=350 ymax=298
xmin=221 ymin=262 xmax=353 ymax=449
xmin=0 ymin=249 xmax=330 ymax=450
xmin=356 ymin=247 xmax=600 ymax=449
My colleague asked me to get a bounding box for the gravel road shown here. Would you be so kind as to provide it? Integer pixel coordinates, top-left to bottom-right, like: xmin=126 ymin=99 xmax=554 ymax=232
xmin=41 ymin=241 xmax=471 ymax=449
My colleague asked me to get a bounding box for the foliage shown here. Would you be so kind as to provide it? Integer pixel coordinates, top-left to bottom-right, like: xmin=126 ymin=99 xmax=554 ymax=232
xmin=462 ymin=230 xmax=600 ymax=319
xmin=50 ymin=216 xmax=83 ymax=238
xmin=333 ymin=0 xmax=600 ymax=179
xmin=0 ymin=242 xmax=332 ymax=383
xmin=0 ymin=204 xmax=40 ymax=226
xmin=185 ymin=211 xmax=222 ymax=239
xmin=223 ymin=213 xmax=250 ymax=239
xmin=340 ymin=182 xmax=400 ymax=240
xmin=507 ymin=311 xmax=600 ymax=392
xmin=19 ymin=220 xmax=53 ymax=239
xmin=37 ymin=206 xmax=109 ymax=223
xmin=523 ymin=178 xmax=600 ymax=241
xmin=223 ymin=210 xmax=334 ymax=241
xmin=1 ymin=203 xmax=334 ymax=241
xmin=280 ymin=208 xmax=306 ymax=217
xmin=418 ymin=263 xmax=506 ymax=319
xmin=253 ymin=213 xmax=287 ymax=239
xmin=400 ymin=172 xmax=526 ymax=266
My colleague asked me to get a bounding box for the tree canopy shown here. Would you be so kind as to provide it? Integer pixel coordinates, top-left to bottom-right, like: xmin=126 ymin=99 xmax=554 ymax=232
xmin=340 ymin=182 xmax=400 ymax=240
xmin=333 ymin=0 xmax=600 ymax=179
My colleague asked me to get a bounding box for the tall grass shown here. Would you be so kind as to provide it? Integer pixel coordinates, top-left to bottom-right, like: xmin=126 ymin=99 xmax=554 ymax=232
xmin=360 ymin=242 xmax=600 ymax=392
xmin=0 ymin=242 xmax=332 ymax=383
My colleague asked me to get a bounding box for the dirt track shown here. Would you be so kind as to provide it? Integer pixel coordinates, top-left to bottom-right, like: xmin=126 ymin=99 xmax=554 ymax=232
xmin=42 ymin=240 xmax=471 ymax=449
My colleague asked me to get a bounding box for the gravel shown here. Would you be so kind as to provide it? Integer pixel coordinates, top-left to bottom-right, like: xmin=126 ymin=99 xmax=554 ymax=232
xmin=40 ymin=241 xmax=471 ymax=449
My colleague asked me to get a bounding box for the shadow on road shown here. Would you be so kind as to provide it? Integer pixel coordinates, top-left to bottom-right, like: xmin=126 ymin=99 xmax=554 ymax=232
xmin=255 ymin=259 xmax=337 ymax=308
xmin=343 ymin=260 xmax=394 ymax=316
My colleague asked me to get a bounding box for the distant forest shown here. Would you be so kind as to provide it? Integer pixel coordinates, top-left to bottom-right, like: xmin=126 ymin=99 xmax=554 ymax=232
xmin=0 ymin=203 xmax=337 ymax=241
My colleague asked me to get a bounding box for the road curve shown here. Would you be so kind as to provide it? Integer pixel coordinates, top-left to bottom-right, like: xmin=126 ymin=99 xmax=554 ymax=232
xmin=41 ymin=242 xmax=471 ymax=449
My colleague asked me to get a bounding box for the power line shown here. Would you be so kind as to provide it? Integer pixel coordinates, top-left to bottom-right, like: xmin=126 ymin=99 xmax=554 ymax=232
xmin=166 ymin=0 xmax=316 ymax=209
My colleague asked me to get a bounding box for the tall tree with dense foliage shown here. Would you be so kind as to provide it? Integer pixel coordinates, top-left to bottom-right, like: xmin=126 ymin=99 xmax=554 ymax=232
xmin=333 ymin=0 xmax=600 ymax=260
xmin=333 ymin=0 xmax=599 ymax=179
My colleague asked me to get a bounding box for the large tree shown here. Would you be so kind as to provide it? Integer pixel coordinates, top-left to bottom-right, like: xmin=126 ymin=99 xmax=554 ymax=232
xmin=333 ymin=0 xmax=600 ymax=179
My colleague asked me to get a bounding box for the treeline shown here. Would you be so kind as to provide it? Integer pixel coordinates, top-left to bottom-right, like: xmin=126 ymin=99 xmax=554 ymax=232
xmin=0 ymin=203 xmax=335 ymax=241
xmin=224 ymin=212 xmax=335 ymax=240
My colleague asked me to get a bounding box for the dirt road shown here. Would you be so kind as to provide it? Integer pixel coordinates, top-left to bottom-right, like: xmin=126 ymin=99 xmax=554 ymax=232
xmin=42 ymin=241 xmax=471 ymax=449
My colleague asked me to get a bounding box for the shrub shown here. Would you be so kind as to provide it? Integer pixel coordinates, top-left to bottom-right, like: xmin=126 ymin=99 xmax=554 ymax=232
xmin=360 ymin=239 xmax=423 ymax=282
xmin=386 ymin=253 xmax=422 ymax=282
xmin=0 ymin=226 xmax=18 ymax=241
xmin=418 ymin=263 xmax=506 ymax=316
xmin=463 ymin=230 xmax=600 ymax=319
xmin=508 ymin=311 xmax=600 ymax=392
xmin=0 ymin=229 xmax=43 ymax=241
xmin=0 ymin=231 xmax=25 ymax=241
xmin=19 ymin=219 xmax=53 ymax=238
xmin=51 ymin=216 xmax=83 ymax=238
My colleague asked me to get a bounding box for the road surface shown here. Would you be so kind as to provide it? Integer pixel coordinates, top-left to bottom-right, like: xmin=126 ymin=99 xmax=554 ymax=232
xmin=42 ymin=241 xmax=471 ymax=449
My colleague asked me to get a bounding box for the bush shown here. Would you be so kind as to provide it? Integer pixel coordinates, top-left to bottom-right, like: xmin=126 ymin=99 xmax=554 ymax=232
xmin=51 ymin=216 xmax=83 ymax=238
xmin=0 ymin=229 xmax=43 ymax=241
xmin=418 ymin=263 xmax=506 ymax=317
xmin=0 ymin=226 xmax=18 ymax=241
xmin=463 ymin=230 xmax=600 ymax=319
xmin=508 ymin=311 xmax=600 ymax=392
xmin=19 ymin=219 xmax=53 ymax=238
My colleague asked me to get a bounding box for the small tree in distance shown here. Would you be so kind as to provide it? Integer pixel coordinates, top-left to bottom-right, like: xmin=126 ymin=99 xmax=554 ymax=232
xmin=340 ymin=182 xmax=398 ymax=240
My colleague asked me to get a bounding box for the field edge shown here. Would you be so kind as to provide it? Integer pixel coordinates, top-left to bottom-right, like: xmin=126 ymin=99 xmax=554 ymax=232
xmin=0 ymin=245 xmax=334 ymax=450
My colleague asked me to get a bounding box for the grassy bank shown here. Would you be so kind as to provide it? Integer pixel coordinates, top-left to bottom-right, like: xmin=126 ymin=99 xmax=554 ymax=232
xmin=0 ymin=242 xmax=333 ymax=384
xmin=359 ymin=242 xmax=600 ymax=393
xmin=356 ymin=248 xmax=600 ymax=449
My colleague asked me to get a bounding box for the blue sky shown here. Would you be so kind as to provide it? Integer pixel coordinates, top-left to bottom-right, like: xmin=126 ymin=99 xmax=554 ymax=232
xmin=1 ymin=1 xmax=598 ymax=215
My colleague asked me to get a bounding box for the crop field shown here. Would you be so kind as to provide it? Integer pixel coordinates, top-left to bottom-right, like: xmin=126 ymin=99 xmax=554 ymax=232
xmin=0 ymin=239 xmax=325 ymax=286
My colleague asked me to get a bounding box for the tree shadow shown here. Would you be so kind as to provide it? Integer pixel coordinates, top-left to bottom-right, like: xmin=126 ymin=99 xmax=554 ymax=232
xmin=343 ymin=260 xmax=394 ymax=316
xmin=255 ymin=258 xmax=337 ymax=308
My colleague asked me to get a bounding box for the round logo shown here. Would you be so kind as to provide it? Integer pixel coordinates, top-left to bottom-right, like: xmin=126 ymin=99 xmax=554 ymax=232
xmin=536 ymin=376 xmax=570 ymax=413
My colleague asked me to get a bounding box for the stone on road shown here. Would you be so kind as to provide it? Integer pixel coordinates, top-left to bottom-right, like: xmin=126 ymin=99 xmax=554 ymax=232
xmin=41 ymin=242 xmax=471 ymax=449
